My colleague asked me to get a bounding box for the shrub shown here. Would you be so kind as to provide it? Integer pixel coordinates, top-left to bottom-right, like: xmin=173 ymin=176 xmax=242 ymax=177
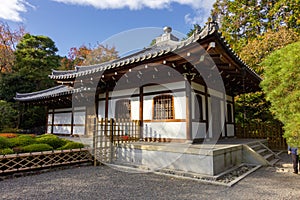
xmin=0 ymin=148 xmax=14 ymax=155
xmin=21 ymin=143 xmax=53 ymax=153
xmin=35 ymin=134 xmax=66 ymax=149
xmin=9 ymin=135 xmax=36 ymax=147
xmin=58 ymin=141 xmax=84 ymax=150
xmin=0 ymin=128 xmax=19 ymax=134
xmin=0 ymin=136 xmax=10 ymax=148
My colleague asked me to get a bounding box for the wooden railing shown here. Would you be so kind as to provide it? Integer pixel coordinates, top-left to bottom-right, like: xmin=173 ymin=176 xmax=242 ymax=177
xmin=0 ymin=148 xmax=92 ymax=174
xmin=236 ymin=122 xmax=287 ymax=150
xmin=93 ymin=118 xmax=140 ymax=164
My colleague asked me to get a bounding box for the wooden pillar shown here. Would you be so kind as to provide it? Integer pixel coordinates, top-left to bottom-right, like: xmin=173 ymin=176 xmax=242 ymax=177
xmin=51 ymin=109 xmax=55 ymax=134
xmin=232 ymin=95 xmax=237 ymax=137
xmin=105 ymin=86 xmax=109 ymax=119
xmin=224 ymin=94 xmax=227 ymax=138
xmin=71 ymin=106 xmax=74 ymax=136
xmin=45 ymin=106 xmax=49 ymax=134
xmin=204 ymin=85 xmax=209 ymax=139
xmin=185 ymin=78 xmax=193 ymax=143
xmin=139 ymin=86 xmax=144 ymax=141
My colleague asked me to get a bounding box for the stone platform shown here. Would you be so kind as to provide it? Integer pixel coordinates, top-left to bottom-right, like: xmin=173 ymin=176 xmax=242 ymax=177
xmin=115 ymin=139 xmax=269 ymax=176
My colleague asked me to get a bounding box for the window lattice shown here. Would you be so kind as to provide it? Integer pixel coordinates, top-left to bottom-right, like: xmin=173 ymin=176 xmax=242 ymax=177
xmin=153 ymin=95 xmax=174 ymax=120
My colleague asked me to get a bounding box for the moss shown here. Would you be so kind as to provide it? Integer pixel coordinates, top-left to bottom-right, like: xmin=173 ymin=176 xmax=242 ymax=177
xmin=21 ymin=143 xmax=53 ymax=153
xmin=0 ymin=136 xmax=10 ymax=148
xmin=58 ymin=141 xmax=84 ymax=150
xmin=0 ymin=148 xmax=14 ymax=155
xmin=35 ymin=134 xmax=67 ymax=149
xmin=9 ymin=135 xmax=36 ymax=148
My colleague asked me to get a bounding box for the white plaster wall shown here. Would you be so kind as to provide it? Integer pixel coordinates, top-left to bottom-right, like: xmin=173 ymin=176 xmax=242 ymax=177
xmin=144 ymin=122 xmax=186 ymax=139
xmin=74 ymin=111 xmax=85 ymax=124
xmin=227 ymin=124 xmax=235 ymax=137
xmin=47 ymin=126 xmax=51 ymax=133
xmin=131 ymin=99 xmax=139 ymax=120
xmin=207 ymin=97 xmax=212 ymax=138
xmin=143 ymin=81 xmax=185 ymax=93
xmin=47 ymin=114 xmax=52 ymax=124
xmin=98 ymin=100 xmax=105 ymax=119
xmin=73 ymin=126 xmax=85 ymax=135
xmin=53 ymin=126 xmax=71 ymax=134
xmin=53 ymin=113 xmax=72 ymax=125
xmin=192 ymin=122 xmax=206 ymax=139
xmin=220 ymin=101 xmax=226 ymax=137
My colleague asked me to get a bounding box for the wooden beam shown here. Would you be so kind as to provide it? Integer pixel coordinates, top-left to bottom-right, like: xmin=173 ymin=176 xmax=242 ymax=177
xmin=139 ymin=86 xmax=144 ymax=140
xmin=185 ymin=78 xmax=193 ymax=143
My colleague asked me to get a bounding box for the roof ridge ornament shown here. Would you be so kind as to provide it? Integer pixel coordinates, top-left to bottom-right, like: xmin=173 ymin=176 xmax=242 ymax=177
xmin=155 ymin=26 xmax=179 ymax=45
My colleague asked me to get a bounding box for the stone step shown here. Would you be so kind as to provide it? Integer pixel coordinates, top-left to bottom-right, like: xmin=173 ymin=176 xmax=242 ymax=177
xmin=256 ymin=148 xmax=268 ymax=155
xmin=269 ymin=158 xmax=280 ymax=166
xmin=250 ymin=144 xmax=263 ymax=151
xmin=264 ymin=153 xmax=274 ymax=161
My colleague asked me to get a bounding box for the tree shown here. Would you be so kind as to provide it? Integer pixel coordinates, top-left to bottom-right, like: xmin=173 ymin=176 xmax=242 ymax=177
xmin=260 ymin=41 xmax=300 ymax=147
xmin=234 ymin=91 xmax=276 ymax=124
xmin=0 ymin=21 xmax=25 ymax=73
xmin=239 ymin=27 xmax=299 ymax=75
xmin=0 ymin=33 xmax=60 ymax=131
xmin=67 ymin=45 xmax=91 ymax=67
xmin=13 ymin=33 xmax=60 ymax=91
xmin=61 ymin=43 xmax=119 ymax=70
xmin=0 ymin=100 xmax=17 ymax=131
xmin=83 ymin=44 xmax=118 ymax=65
xmin=211 ymin=0 xmax=300 ymax=52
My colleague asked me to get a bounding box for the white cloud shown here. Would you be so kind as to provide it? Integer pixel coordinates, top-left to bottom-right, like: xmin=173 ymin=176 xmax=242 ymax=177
xmin=185 ymin=9 xmax=208 ymax=25
xmin=52 ymin=0 xmax=215 ymax=25
xmin=52 ymin=0 xmax=212 ymax=10
xmin=184 ymin=0 xmax=215 ymax=25
xmin=0 ymin=0 xmax=33 ymax=22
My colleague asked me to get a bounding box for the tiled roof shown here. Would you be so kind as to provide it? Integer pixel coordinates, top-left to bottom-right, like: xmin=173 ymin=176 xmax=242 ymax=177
xmin=15 ymin=22 xmax=262 ymax=102
xmin=15 ymin=85 xmax=74 ymax=101
xmin=49 ymin=23 xmax=220 ymax=80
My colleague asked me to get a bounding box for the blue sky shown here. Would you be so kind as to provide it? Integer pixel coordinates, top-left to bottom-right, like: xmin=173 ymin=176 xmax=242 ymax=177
xmin=1 ymin=0 xmax=216 ymax=56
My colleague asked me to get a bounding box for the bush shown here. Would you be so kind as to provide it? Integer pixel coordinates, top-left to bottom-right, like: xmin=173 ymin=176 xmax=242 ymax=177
xmin=35 ymin=134 xmax=67 ymax=149
xmin=9 ymin=135 xmax=36 ymax=147
xmin=0 ymin=148 xmax=14 ymax=155
xmin=0 ymin=136 xmax=10 ymax=148
xmin=58 ymin=141 xmax=84 ymax=150
xmin=21 ymin=143 xmax=53 ymax=153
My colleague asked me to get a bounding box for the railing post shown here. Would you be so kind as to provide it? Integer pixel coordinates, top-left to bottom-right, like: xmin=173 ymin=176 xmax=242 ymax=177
xmin=110 ymin=118 xmax=114 ymax=163
xmin=93 ymin=117 xmax=97 ymax=166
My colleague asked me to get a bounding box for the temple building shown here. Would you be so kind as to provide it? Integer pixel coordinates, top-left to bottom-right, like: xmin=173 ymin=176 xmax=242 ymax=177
xmin=15 ymin=22 xmax=261 ymax=144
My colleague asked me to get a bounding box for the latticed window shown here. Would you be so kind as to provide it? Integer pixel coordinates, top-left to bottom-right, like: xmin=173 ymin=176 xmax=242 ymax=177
xmin=115 ymin=99 xmax=131 ymax=119
xmin=153 ymin=95 xmax=174 ymax=120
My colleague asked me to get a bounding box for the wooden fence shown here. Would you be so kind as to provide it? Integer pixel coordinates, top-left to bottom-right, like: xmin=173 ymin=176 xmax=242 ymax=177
xmin=0 ymin=148 xmax=92 ymax=174
xmin=93 ymin=118 xmax=140 ymax=165
xmin=236 ymin=123 xmax=287 ymax=150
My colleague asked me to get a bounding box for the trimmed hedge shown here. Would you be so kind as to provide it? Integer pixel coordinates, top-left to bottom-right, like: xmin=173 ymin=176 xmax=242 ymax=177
xmin=22 ymin=144 xmax=53 ymax=153
xmin=9 ymin=135 xmax=35 ymax=147
xmin=35 ymin=134 xmax=67 ymax=149
xmin=0 ymin=137 xmax=10 ymax=148
xmin=58 ymin=141 xmax=85 ymax=150
xmin=0 ymin=148 xmax=14 ymax=155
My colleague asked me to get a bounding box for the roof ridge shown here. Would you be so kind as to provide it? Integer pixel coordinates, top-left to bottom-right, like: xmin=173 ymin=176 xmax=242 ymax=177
xmin=15 ymin=85 xmax=69 ymax=98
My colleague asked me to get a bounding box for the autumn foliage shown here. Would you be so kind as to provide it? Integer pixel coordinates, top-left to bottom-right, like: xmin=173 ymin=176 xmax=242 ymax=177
xmin=0 ymin=21 xmax=25 ymax=73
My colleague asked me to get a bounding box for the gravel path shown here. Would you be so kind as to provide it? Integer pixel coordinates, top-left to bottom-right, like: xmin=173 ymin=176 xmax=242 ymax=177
xmin=0 ymin=153 xmax=299 ymax=200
